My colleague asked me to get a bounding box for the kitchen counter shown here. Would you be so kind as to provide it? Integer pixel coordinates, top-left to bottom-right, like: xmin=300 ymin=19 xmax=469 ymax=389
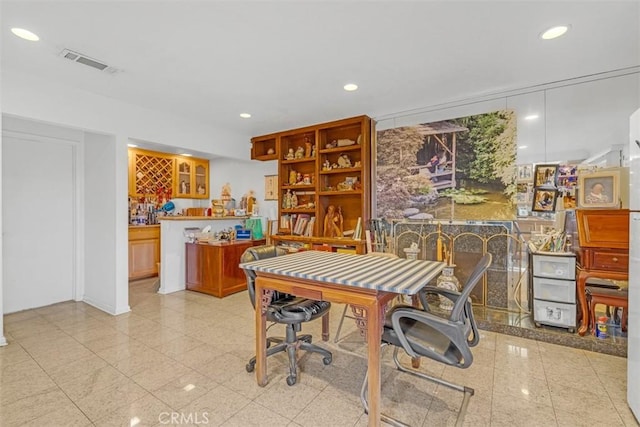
xmin=158 ymin=216 xmax=255 ymax=294
xmin=128 ymin=224 xmax=161 ymax=228
xmin=159 ymin=216 xmax=249 ymax=221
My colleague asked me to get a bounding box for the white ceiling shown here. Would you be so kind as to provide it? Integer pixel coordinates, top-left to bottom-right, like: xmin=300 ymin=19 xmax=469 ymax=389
xmin=1 ymin=1 xmax=639 ymax=141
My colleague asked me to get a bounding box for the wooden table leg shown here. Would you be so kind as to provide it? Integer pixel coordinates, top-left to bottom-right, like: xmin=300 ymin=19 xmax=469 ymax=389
xmin=322 ymin=312 xmax=330 ymax=341
xmin=366 ymin=301 xmax=382 ymax=427
xmin=255 ymin=280 xmax=270 ymax=386
xmin=577 ymin=270 xmax=589 ymax=336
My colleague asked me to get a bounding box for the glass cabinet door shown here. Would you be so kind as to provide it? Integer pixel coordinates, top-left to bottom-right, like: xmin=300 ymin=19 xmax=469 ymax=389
xmin=194 ymin=161 xmax=208 ymax=198
xmin=176 ymin=159 xmax=192 ymax=197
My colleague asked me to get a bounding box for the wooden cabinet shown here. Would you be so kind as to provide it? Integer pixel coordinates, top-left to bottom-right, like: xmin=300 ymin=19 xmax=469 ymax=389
xmin=129 ymin=148 xmax=209 ymax=200
xmin=174 ymin=157 xmax=209 ymax=199
xmin=250 ymin=135 xmax=279 ymax=161
xmin=252 ymin=115 xmax=372 ymax=250
xmin=128 ymin=226 xmax=160 ymax=280
xmin=185 ymin=239 xmax=266 ymax=297
xmin=129 ymin=148 xmax=175 ymax=198
xmin=573 ymin=209 xmax=629 ymax=335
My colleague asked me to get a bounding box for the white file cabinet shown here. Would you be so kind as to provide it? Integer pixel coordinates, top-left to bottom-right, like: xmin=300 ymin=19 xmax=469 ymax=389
xmin=531 ymin=252 xmax=577 ymax=332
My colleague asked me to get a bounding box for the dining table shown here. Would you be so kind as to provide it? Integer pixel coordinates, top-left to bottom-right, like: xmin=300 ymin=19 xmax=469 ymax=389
xmin=240 ymin=250 xmax=445 ymax=427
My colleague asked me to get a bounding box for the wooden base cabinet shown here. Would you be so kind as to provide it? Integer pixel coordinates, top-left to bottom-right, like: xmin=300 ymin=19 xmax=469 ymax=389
xmin=129 ymin=225 xmax=160 ymax=280
xmin=185 ymin=240 xmax=266 ymax=297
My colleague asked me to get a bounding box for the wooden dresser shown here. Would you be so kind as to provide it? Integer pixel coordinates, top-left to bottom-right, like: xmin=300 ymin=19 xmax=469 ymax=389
xmin=185 ymin=239 xmax=266 ymax=297
xmin=574 ymin=209 xmax=629 ymax=335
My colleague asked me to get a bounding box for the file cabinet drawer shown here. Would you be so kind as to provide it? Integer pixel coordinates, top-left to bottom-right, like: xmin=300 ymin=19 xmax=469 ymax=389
xmin=533 ymin=277 xmax=575 ymax=303
xmin=533 ymin=300 xmax=576 ymax=328
xmin=532 ymin=254 xmax=576 ymax=280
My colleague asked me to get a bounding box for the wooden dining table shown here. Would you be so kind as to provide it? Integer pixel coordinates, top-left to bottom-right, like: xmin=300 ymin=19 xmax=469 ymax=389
xmin=240 ymin=250 xmax=445 ymax=427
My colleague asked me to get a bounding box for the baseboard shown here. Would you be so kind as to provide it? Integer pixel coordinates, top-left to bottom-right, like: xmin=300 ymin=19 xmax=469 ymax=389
xmin=82 ymin=297 xmax=130 ymax=316
xmin=0 ymin=335 xmax=7 ymax=346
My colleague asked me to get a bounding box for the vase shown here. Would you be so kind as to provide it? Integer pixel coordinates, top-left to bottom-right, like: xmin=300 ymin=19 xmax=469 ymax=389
xmin=436 ymin=266 xmax=461 ymax=310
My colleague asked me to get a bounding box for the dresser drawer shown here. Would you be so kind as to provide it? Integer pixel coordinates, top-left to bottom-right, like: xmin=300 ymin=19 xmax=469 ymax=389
xmin=532 ymin=254 xmax=576 ymax=280
xmin=590 ymin=250 xmax=628 ymax=272
xmin=533 ymin=277 xmax=575 ymax=303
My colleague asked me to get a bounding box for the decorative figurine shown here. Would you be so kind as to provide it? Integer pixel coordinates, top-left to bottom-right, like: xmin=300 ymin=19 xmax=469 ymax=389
xmin=323 ymin=205 xmax=343 ymax=238
xmin=291 ymin=192 xmax=298 ymax=208
xmin=295 ymin=146 xmax=305 ymax=159
xmin=303 ymin=173 xmax=311 ymax=185
xmin=267 ymin=147 xmax=275 ymax=155
xmin=283 ymin=189 xmax=292 ymax=209
xmin=285 ymin=148 xmax=295 ymax=160
xmin=305 ymin=141 xmax=312 ymax=158
xmin=289 ymin=170 xmax=297 ymax=185
xmin=322 ymin=159 xmax=331 ymax=171
xmin=221 ymin=182 xmax=232 ymax=201
xmin=337 ymin=154 xmax=351 ymax=168
xmin=296 ymin=172 xmax=303 ymax=184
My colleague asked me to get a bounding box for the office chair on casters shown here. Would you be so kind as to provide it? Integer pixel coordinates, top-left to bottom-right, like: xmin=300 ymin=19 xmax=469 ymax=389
xmin=360 ymin=253 xmax=492 ymax=427
xmin=241 ymin=245 xmax=333 ymax=386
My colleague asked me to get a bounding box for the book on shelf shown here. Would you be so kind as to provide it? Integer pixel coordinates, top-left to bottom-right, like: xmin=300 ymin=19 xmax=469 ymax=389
xmin=304 ymin=216 xmax=316 ymax=237
xmin=292 ymin=214 xmax=311 ymax=236
xmin=353 ymin=217 xmax=363 ymax=240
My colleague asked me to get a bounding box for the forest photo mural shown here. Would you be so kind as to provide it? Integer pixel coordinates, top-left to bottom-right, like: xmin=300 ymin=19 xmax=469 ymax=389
xmin=376 ymin=110 xmax=517 ymax=221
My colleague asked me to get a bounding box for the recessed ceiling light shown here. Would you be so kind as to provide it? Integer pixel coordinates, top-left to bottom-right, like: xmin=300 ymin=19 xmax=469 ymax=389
xmin=524 ymin=114 xmax=539 ymax=121
xmin=518 ymin=145 xmax=528 ymax=150
xmin=540 ymin=25 xmax=569 ymax=40
xmin=127 ymin=143 xmax=138 ymax=148
xmin=11 ymin=28 xmax=39 ymax=41
xmin=343 ymin=83 xmax=358 ymax=92
xmin=180 ymin=153 xmax=193 ymax=157
xmin=239 ymin=113 xmax=251 ymax=119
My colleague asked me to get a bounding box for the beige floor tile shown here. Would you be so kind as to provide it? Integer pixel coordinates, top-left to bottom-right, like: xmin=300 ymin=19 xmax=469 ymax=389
xmin=30 ymin=344 xmax=96 ymax=371
xmin=0 ymin=342 xmax=32 ymax=367
xmin=223 ymin=401 xmax=293 ymax=426
xmin=22 ymin=398 xmax=93 ymax=427
xmin=292 ymin=387 xmax=363 ymax=427
xmin=0 ymin=388 xmax=73 ymax=425
xmin=152 ymin=335 xmax=206 ymax=359
xmin=490 ymin=402 xmax=557 ymax=426
xmin=112 ymin=349 xmax=177 ymax=377
xmin=152 ymin=370 xmax=219 ymax=409
xmin=131 ymin=359 xmax=192 ymax=391
xmin=45 ymin=353 xmax=109 ymax=385
xmin=133 ymin=327 xmax=185 ymax=348
xmin=196 ymin=352 xmax=249 ymax=384
xmin=171 ymin=342 xmax=226 ymax=368
xmin=254 ymin=380 xmax=322 ymax=420
xmin=94 ymin=394 xmax=174 ymax=427
xmin=0 ymin=370 xmax=58 ymax=406
xmin=83 ymin=330 xmax=136 ymax=353
xmin=179 ymin=385 xmax=252 ymax=426
xmin=57 ymin=365 xmax=129 ymax=401
xmin=550 ymin=384 xmax=621 ymax=426
xmin=74 ymin=379 xmax=149 ymax=422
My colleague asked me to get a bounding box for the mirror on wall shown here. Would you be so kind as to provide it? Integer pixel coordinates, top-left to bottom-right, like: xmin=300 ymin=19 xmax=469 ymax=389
xmin=376 ymin=72 xmax=640 ymax=165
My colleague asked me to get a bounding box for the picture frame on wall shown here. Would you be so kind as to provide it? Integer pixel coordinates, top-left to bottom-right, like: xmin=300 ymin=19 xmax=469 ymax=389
xmin=516 ymin=164 xmax=534 ymax=182
xmin=577 ymin=170 xmax=620 ymax=209
xmin=264 ymin=175 xmax=278 ymax=200
xmin=531 ymin=188 xmax=558 ymax=212
xmin=534 ymin=164 xmax=559 ymax=187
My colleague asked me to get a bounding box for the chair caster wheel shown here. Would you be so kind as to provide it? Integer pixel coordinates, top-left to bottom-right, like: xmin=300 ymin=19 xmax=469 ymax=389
xmin=246 ymin=363 xmax=255 ymax=373
xmin=286 ymin=375 xmax=297 ymax=386
xmin=323 ymin=356 xmax=332 ymax=365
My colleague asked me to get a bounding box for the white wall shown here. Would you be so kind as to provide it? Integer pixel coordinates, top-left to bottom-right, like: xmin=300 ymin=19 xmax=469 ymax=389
xmin=84 ymin=132 xmax=128 ymax=314
xmin=0 ymin=110 xmax=4 ymax=346
xmin=210 ymin=157 xmax=279 ymax=230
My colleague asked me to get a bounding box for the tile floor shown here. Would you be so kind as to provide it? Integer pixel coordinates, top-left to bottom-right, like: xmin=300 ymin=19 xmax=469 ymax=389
xmin=0 ymin=278 xmax=637 ymax=427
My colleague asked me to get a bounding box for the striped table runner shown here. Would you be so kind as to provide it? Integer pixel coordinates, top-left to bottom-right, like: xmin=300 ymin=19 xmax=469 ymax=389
xmin=240 ymin=250 xmax=445 ymax=295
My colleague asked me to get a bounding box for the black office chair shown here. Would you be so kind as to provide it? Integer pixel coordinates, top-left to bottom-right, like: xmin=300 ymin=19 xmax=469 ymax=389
xmin=360 ymin=253 xmax=492 ymax=427
xmin=241 ymin=245 xmax=333 ymax=386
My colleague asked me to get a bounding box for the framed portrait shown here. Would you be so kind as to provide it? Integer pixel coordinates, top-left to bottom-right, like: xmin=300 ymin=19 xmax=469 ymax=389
xmin=264 ymin=175 xmax=278 ymax=200
xmin=577 ymin=170 xmax=620 ymax=209
xmin=516 ymin=164 xmax=534 ymax=182
xmin=531 ymin=189 xmax=558 ymax=212
xmin=534 ymin=164 xmax=559 ymax=187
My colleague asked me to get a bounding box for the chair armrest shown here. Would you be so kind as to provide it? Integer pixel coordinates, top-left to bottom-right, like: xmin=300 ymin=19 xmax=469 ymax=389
xmin=418 ymin=287 xmax=462 ymax=312
xmin=389 ymin=306 xmax=467 ymax=359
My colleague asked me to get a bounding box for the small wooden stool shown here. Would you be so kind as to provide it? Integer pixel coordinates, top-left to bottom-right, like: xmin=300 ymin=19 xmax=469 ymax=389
xmin=586 ymin=287 xmax=628 ymax=333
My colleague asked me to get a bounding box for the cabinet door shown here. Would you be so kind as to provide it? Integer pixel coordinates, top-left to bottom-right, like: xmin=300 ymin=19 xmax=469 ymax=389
xmin=193 ymin=159 xmax=209 ymax=199
xmin=185 ymin=243 xmax=202 ymax=289
xmin=129 ymin=239 xmax=159 ymax=279
xmin=175 ymin=158 xmax=193 ymax=198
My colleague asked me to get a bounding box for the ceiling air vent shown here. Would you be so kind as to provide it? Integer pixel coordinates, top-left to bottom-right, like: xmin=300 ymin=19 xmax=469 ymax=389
xmin=58 ymin=48 xmax=120 ymax=74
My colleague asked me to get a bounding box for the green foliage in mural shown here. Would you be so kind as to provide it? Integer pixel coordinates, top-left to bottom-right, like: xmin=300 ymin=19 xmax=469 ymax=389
xmin=453 ymin=110 xmax=517 ymax=197
xmin=376 ymin=127 xmax=425 ymax=218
